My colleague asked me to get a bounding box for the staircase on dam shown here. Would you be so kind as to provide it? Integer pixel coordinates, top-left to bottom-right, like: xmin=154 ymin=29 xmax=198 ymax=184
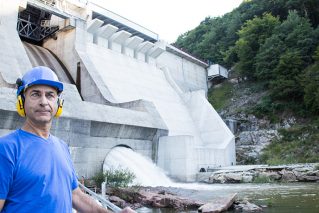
xmin=0 ymin=0 xmax=235 ymax=182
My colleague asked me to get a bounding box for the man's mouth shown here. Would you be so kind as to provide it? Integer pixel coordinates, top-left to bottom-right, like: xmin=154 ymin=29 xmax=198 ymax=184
xmin=36 ymin=110 xmax=51 ymax=114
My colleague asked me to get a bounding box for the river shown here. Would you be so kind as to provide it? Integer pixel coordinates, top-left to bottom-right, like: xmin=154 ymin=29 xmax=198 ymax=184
xmin=136 ymin=182 xmax=319 ymax=212
xmin=105 ymin=147 xmax=319 ymax=212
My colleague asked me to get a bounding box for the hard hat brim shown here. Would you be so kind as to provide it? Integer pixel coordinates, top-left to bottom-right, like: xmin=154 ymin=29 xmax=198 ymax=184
xmin=18 ymin=79 xmax=64 ymax=95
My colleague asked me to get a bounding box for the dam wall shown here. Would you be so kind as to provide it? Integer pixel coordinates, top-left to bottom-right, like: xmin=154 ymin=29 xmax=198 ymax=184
xmin=0 ymin=0 xmax=168 ymax=178
xmin=0 ymin=0 xmax=235 ymax=181
xmin=156 ymin=46 xmax=208 ymax=93
xmin=0 ymin=0 xmax=32 ymax=86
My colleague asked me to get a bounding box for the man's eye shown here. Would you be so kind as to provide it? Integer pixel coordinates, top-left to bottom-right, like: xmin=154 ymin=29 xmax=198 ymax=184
xmin=47 ymin=94 xmax=56 ymax=99
xmin=31 ymin=93 xmax=40 ymax=97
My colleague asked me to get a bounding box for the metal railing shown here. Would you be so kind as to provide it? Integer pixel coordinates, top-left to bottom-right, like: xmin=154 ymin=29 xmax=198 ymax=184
xmin=78 ymin=182 xmax=122 ymax=213
xmin=37 ymin=0 xmax=57 ymax=7
xmin=17 ymin=17 xmax=59 ymax=41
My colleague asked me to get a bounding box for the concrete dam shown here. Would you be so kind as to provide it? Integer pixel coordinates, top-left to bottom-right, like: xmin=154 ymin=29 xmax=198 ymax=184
xmin=0 ymin=0 xmax=235 ymax=181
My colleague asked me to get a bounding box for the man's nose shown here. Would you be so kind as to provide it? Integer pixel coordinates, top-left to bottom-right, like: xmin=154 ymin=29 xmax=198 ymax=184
xmin=39 ymin=94 xmax=49 ymax=105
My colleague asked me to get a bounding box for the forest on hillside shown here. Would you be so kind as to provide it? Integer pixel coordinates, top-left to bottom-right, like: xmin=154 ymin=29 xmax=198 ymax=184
xmin=174 ymin=0 xmax=319 ymax=117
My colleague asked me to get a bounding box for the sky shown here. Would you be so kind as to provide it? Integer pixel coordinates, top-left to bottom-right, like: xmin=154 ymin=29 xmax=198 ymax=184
xmin=90 ymin=0 xmax=243 ymax=43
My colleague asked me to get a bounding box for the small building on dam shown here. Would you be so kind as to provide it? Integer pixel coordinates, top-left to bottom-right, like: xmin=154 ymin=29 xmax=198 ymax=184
xmin=0 ymin=0 xmax=235 ymax=181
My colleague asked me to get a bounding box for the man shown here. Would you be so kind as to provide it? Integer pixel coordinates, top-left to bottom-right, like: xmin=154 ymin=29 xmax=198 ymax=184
xmin=0 ymin=66 xmax=134 ymax=213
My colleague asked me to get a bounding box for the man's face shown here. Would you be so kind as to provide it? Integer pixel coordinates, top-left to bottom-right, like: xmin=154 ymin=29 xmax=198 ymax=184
xmin=23 ymin=84 xmax=59 ymax=125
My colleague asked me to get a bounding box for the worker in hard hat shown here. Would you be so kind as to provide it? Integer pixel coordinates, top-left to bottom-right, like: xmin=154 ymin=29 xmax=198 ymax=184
xmin=0 ymin=66 xmax=134 ymax=213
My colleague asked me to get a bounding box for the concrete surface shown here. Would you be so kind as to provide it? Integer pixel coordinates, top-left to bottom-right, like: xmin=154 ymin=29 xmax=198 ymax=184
xmin=0 ymin=0 xmax=235 ymax=181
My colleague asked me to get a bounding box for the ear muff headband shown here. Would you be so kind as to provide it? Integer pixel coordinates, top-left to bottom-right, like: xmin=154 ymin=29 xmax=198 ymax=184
xmin=16 ymin=95 xmax=26 ymax=117
xmin=15 ymin=95 xmax=64 ymax=118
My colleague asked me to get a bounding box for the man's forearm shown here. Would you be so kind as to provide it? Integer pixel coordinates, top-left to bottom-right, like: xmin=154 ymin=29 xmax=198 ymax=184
xmin=0 ymin=199 xmax=5 ymax=211
xmin=72 ymin=188 xmax=111 ymax=213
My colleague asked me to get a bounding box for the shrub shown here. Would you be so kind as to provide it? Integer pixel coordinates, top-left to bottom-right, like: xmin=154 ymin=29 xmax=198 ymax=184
xmin=253 ymin=175 xmax=274 ymax=183
xmin=104 ymin=167 xmax=136 ymax=188
xmin=92 ymin=167 xmax=136 ymax=188
xmin=260 ymin=121 xmax=319 ymax=164
xmin=92 ymin=171 xmax=106 ymax=189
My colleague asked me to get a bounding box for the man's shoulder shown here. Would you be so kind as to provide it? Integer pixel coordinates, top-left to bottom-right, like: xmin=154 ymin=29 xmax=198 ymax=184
xmin=0 ymin=130 xmax=20 ymax=158
xmin=0 ymin=130 xmax=20 ymax=144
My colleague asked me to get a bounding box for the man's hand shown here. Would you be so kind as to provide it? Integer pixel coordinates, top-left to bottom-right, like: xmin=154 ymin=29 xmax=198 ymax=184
xmin=0 ymin=199 xmax=5 ymax=211
xmin=120 ymin=207 xmax=136 ymax=213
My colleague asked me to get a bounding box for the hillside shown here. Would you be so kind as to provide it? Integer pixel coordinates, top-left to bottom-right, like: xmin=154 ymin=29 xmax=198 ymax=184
xmin=174 ymin=0 xmax=319 ymax=165
xmin=208 ymin=78 xmax=319 ymax=165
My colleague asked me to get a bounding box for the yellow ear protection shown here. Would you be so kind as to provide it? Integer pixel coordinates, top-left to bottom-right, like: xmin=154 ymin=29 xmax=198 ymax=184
xmin=16 ymin=95 xmax=26 ymax=117
xmin=16 ymin=78 xmax=26 ymax=117
xmin=55 ymin=97 xmax=64 ymax=118
xmin=15 ymin=92 xmax=64 ymax=118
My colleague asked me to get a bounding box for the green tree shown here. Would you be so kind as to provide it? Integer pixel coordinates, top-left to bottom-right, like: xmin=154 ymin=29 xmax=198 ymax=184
xmin=269 ymin=50 xmax=304 ymax=102
xmin=285 ymin=0 xmax=319 ymax=27
xmin=301 ymin=45 xmax=319 ymax=114
xmin=234 ymin=13 xmax=280 ymax=79
xmin=266 ymin=11 xmax=319 ymax=107
xmin=254 ymin=11 xmax=319 ymax=110
xmin=255 ymin=35 xmax=284 ymax=82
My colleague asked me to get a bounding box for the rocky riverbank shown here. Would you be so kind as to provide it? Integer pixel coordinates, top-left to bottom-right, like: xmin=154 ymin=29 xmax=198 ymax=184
xmin=97 ymin=163 xmax=319 ymax=212
xmin=216 ymin=80 xmax=301 ymax=164
xmin=199 ymin=164 xmax=319 ymax=183
xmin=106 ymin=187 xmax=262 ymax=212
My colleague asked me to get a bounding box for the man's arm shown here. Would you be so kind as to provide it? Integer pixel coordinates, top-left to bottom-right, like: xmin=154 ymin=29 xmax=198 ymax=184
xmin=0 ymin=199 xmax=5 ymax=211
xmin=72 ymin=188 xmax=135 ymax=213
xmin=72 ymin=188 xmax=110 ymax=213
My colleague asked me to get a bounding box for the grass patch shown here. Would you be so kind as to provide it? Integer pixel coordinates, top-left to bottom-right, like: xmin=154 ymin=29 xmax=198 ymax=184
xmin=208 ymin=81 xmax=233 ymax=111
xmin=253 ymin=175 xmax=274 ymax=183
xmin=260 ymin=120 xmax=319 ymax=164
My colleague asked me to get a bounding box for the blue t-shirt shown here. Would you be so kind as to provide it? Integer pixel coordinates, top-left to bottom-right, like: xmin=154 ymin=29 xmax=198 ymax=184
xmin=0 ymin=129 xmax=78 ymax=213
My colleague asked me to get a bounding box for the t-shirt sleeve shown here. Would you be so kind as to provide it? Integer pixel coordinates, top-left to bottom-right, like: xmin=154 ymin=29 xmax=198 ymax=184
xmin=71 ymin=167 xmax=78 ymax=190
xmin=0 ymin=145 xmax=15 ymax=199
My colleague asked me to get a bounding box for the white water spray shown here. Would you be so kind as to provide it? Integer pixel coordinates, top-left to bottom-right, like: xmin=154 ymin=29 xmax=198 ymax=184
xmin=103 ymin=147 xmax=174 ymax=187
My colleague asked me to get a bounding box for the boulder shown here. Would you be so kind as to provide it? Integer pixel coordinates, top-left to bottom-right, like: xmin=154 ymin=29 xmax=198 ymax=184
xmin=297 ymin=175 xmax=319 ymax=182
xmin=280 ymin=170 xmax=297 ymax=182
xmin=234 ymin=200 xmax=263 ymax=212
xmin=198 ymin=193 xmax=237 ymax=213
xmin=259 ymin=171 xmax=281 ymax=181
xmin=224 ymin=173 xmax=243 ymax=183
xmin=242 ymin=173 xmax=254 ymax=183
xmin=210 ymin=173 xmax=227 ymax=183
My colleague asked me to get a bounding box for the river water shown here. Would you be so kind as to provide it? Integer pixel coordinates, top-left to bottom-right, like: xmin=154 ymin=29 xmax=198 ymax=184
xmin=136 ymin=182 xmax=319 ymax=212
xmin=105 ymin=147 xmax=319 ymax=212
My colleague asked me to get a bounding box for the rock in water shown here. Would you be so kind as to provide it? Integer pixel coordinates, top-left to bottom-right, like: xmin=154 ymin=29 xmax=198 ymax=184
xmin=234 ymin=200 xmax=263 ymax=211
xmin=198 ymin=193 xmax=237 ymax=213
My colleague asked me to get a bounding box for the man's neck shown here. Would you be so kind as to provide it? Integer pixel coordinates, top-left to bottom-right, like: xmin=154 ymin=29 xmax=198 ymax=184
xmin=22 ymin=119 xmax=51 ymax=139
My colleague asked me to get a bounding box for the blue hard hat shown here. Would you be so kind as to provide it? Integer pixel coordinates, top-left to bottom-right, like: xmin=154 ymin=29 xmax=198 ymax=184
xmin=16 ymin=66 xmax=63 ymax=96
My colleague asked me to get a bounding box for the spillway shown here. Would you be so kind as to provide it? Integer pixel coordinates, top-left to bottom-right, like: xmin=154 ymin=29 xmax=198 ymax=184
xmin=23 ymin=42 xmax=73 ymax=84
